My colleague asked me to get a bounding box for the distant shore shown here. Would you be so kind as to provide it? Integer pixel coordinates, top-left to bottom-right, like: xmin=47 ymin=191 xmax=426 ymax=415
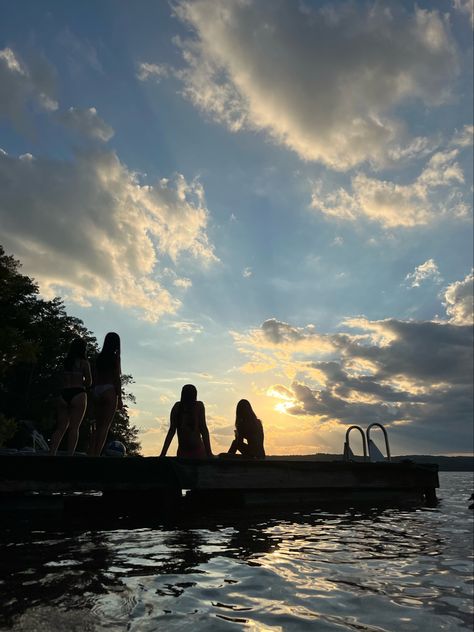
xmin=267 ymin=454 xmax=474 ymax=471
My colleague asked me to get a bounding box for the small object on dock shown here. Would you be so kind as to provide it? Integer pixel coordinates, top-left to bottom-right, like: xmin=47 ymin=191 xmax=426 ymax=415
xmin=104 ymin=440 xmax=127 ymax=457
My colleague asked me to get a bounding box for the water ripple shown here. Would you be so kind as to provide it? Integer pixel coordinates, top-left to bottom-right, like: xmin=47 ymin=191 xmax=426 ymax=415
xmin=0 ymin=472 xmax=472 ymax=631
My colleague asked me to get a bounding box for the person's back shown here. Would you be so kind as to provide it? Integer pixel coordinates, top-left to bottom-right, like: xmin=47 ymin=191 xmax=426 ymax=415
xmin=174 ymin=401 xmax=206 ymax=457
xmin=62 ymin=357 xmax=89 ymax=389
xmin=95 ymin=350 xmax=120 ymax=387
xmin=88 ymin=332 xmax=122 ymax=456
xmin=237 ymin=416 xmax=265 ymax=458
xmin=160 ymin=384 xmax=213 ymax=459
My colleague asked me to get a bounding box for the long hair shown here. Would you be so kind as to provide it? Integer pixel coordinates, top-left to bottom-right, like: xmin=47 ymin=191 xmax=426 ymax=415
xmin=180 ymin=384 xmax=197 ymax=410
xmin=177 ymin=384 xmax=198 ymax=430
xmin=96 ymin=332 xmax=120 ymax=371
xmin=236 ymin=399 xmax=258 ymax=429
xmin=64 ymin=337 xmax=87 ymax=370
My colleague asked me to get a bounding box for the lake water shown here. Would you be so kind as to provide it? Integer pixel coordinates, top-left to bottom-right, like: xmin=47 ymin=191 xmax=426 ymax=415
xmin=0 ymin=471 xmax=473 ymax=631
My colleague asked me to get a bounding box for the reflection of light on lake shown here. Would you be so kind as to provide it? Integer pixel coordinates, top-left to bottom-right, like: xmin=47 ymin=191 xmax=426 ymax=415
xmin=0 ymin=473 xmax=473 ymax=631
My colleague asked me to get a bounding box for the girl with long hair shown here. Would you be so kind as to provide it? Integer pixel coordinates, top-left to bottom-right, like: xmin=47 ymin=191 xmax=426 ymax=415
xmin=50 ymin=337 xmax=92 ymax=455
xmin=160 ymin=384 xmax=213 ymax=458
xmin=227 ymin=399 xmax=265 ymax=458
xmin=88 ymin=332 xmax=122 ymax=456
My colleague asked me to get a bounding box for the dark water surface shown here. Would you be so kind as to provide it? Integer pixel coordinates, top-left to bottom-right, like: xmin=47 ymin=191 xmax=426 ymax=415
xmin=1 ymin=472 xmax=473 ymax=631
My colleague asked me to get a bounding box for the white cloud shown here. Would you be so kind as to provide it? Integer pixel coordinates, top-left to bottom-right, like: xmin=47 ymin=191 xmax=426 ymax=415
xmin=405 ymin=259 xmax=442 ymax=288
xmin=0 ymin=149 xmax=216 ymax=321
xmin=171 ymin=1 xmax=458 ymax=169
xmin=311 ymin=149 xmax=466 ymax=227
xmin=171 ymin=321 xmax=203 ymax=335
xmin=451 ymin=124 xmax=474 ymax=147
xmin=443 ymin=270 xmax=474 ymax=325
xmin=58 ymin=107 xmax=114 ymax=142
xmin=173 ymin=277 xmax=192 ymax=289
xmin=0 ymin=47 xmax=58 ymax=127
xmin=231 ymin=318 xmax=334 ymax=377
xmin=136 ymin=62 xmax=170 ymax=82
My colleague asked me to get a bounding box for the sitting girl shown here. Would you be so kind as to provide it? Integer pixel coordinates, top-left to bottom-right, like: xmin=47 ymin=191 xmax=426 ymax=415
xmin=160 ymin=384 xmax=213 ymax=458
xmin=227 ymin=399 xmax=265 ymax=459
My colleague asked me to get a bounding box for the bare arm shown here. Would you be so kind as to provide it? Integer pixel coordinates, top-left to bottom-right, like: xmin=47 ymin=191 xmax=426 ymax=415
xmin=160 ymin=404 xmax=178 ymax=457
xmin=115 ymin=355 xmax=123 ymax=409
xmin=258 ymin=422 xmax=265 ymax=456
xmin=83 ymin=360 xmax=92 ymax=388
xmin=198 ymin=402 xmax=213 ymax=457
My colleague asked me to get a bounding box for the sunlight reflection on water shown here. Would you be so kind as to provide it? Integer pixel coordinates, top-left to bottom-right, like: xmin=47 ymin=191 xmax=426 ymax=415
xmin=0 ymin=472 xmax=473 ymax=631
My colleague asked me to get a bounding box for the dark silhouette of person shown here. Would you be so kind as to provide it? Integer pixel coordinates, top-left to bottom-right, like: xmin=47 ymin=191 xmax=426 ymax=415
xmin=227 ymin=399 xmax=265 ymax=459
xmin=50 ymin=337 xmax=92 ymax=455
xmin=160 ymin=384 xmax=213 ymax=458
xmin=88 ymin=332 xmax=122 ymax=456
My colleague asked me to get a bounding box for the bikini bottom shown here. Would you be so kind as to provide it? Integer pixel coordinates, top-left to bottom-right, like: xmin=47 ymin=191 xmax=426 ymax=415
xmin=61 ymin=387 xmax=86 ymax=405
xmin=93 ymin=384 xmax=116 ymax=398
xmin=177 ymin=443 xmax=207 ymax=459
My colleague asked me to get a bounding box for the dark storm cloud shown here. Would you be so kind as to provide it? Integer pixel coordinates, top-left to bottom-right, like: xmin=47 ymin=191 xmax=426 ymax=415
xmin=242 ymin=309 xmax=473 ymax=450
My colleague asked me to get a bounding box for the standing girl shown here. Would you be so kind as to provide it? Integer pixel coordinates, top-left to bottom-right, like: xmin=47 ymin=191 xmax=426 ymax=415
xmin=50 ymin=337 xmax=92 ymax=455
xmin=88 ymin=332 xmax=122 ymax=456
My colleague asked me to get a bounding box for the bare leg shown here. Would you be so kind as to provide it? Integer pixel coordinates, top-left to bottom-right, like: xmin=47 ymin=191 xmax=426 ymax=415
xmin=238 ymin=443 xmax=252 ymax=456
xmin=50 ymin=398 xmax=70 ymax=455
xmin=89 ymin=390 xmax=117 ymax=456
xmin=66 ymin=392 xmax=87 ymax=455
xmin=228 ymin=439 xmax=238 ymax=455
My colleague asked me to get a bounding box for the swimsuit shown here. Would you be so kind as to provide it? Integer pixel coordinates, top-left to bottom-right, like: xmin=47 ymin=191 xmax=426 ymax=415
xmin=93 ymin=384 xmax=115 ymax=398
xmin=174 ymin=402 xmax=207 ymax=459
xmin=177 ymin=444 xmax=207 ymax=459
xmin=61 ymin=387 xmax=86 ymax=405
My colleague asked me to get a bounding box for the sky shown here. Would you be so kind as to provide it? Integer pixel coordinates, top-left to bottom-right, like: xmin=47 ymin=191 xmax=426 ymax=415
xmin=0 ymin=0 xmax=472 ymax=457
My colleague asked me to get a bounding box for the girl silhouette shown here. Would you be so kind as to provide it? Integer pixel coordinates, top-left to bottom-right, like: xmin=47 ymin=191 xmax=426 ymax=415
xmin=227 ymin=399 xmax=265 ymax=458
xmin=50 ymin=337 xmax=92 ymax=455
xmin=89 ymin=332 xmax=122 ymax=456
xmin=160 ymin=384 xmax=213 ymax=458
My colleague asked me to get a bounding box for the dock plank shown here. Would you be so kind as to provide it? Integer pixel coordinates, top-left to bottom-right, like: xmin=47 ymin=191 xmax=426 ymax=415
xmin=0 ymin=455 xmax=439 ymax=494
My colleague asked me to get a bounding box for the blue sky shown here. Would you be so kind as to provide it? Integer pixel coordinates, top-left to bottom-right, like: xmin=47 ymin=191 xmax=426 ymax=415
xmin=0 ymin=0 xmax=472 ymax=456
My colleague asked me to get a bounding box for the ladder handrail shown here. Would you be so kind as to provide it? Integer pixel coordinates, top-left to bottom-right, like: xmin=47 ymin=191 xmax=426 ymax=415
xmin=366 ymin=423 xmax=391 ymax=461
xmin=344 ymin=425 xmax=368 ymax=461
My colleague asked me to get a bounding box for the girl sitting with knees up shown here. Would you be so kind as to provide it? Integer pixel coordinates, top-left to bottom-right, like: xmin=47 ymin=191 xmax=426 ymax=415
xmin=227 ymin=399 xmax=265 ymax=459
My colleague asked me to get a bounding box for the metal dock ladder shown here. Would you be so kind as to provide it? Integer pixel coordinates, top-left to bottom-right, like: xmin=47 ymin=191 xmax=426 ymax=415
xmin=343 ymin=425 xmax=368 ymax=461
xmin=366 ymin=423 xmax=391 ymax=462
xmin=343 ymin=423 xmax=391 ymax=462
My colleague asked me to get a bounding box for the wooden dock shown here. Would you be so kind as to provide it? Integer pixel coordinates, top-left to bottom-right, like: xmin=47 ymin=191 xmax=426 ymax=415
xmin=0 ymin=455 xmax=439 ymax=516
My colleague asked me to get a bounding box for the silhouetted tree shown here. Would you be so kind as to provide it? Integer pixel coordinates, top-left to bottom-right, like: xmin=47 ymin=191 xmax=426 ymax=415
xmin=0 ymin=246 xmax=141 ymax=454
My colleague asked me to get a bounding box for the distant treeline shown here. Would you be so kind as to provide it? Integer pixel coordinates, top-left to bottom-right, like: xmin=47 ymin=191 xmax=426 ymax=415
xmin=392 ymin=455 xmax=474 ymax=472
xmin=268 ymin=454 xmax=474 ymax=471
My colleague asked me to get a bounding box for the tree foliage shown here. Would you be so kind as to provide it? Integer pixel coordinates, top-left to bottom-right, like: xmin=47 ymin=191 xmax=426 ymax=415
xmin=0 ymin=246 xmax=141 ymax=454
